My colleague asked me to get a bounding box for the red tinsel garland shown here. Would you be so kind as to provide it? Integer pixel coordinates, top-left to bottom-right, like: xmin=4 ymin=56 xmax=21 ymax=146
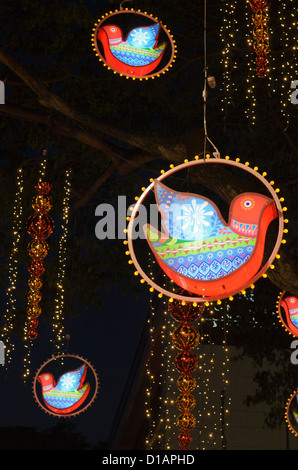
xmin=249 ymin=0 xmax=270 ymax=77
xmin=168 ymin=297 xmax=204 ymax=450
xmin=26 ymin=178 xmax=54 ymax=339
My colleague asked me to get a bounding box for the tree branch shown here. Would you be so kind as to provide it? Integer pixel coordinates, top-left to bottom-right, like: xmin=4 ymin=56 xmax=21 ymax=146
xmin=73 ymin=162 xmax=117 ymax=209
xmin=0 ymin=46 xmax=187 ymax=163
xmin=0 ymin=103 xmax=154 ymax=168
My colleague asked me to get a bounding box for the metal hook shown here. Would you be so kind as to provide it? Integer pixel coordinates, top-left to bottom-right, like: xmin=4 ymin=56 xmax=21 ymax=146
xmin=120 ymin=0 xmax=132 ymax=10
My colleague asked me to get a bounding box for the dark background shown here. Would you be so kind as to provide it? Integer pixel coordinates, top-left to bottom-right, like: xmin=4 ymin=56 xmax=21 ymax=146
xmin=0 ymin=0 xmax=298 ymax=450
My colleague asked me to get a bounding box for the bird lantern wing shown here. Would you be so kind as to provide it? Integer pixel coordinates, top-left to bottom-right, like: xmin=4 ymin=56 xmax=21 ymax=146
xmin=126 ymin=22 xmax=161 ymax=49
xmin=151 ymin=180 xmax=227 ymax=242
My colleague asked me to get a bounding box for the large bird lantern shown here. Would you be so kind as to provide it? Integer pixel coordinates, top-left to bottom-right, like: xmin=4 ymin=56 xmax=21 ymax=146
xmin=126 ymin=157 xmax=286 ymax=303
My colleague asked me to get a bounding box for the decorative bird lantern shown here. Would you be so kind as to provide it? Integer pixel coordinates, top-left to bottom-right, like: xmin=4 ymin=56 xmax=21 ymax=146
xmin=33 ymin=354 xmax=99 ymax=417
xmin=285 ymin=390 xmax=298 ymax=438
xmin=91 ymin=8 xmax=176 ymax=79
xmin=126 ymin=156 xmax=285 ymax=304
xmin=277 ymin=291 xmax=298 ymax=337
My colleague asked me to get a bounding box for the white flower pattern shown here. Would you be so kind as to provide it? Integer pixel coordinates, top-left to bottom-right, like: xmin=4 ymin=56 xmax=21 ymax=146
xmin=176 ymin=199 xmax=214 ymax=234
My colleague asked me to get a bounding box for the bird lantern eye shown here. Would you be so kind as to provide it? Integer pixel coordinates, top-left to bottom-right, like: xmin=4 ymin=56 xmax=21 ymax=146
xmin=240 ymin=197 xmax=255 ymax=211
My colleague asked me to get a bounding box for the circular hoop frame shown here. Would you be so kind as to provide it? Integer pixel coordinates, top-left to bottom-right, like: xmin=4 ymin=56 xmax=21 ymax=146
xmin=33 ymin=354 xmax=99 ymax=417
xmin=127 ymin=157 xmax=285 ymax=303
xmin=285 ymin=389 xmax=298 ymax=437
xmin=91 ymin=9 xmax=177 ymax=80
xmin=277 ymin=290 xmax=298 ymax=338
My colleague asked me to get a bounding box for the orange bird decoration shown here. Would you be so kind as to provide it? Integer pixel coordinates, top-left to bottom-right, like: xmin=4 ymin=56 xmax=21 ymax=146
xmin=144 ymin=181 xmax=277 ymax=299
xmin=280 ymin=295 xmax=298 ymax=337
xmin=97 ymin=21 xmax=166 ymax=77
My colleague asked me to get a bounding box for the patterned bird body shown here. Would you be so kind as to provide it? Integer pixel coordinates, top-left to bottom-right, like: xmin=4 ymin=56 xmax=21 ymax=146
xmin=280 ymin=296 xmax=298 ymax=336
xmin=144 ymin=180 xmax=277 ymax=298
xmin=38 ymin=364 xmax=90 ymax=414
xmin=97 ymin=22 xmax=166 ymax=76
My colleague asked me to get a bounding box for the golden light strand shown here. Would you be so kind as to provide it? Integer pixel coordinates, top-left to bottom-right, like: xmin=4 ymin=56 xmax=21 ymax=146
xmin=272 ymin=1 xmax=298 ymax=128
xmin=245 ymin=3 xmax=257 ymax=126
xmin=50 ymin=168 xmax=72 ymax=355
xmin=197 ymin=308 xmax=218 ymax=449
xmin=220 ymin=1 xmax=298 ymax=126
xmin=145 ymin=257 xmax=165 ymax=449
xmin=219 ymin=0 xmax=238 ymax=113
xmin=164 ymin=311 xmax=177 ymax=450
xmin=2 ymin=167 xmax=24 ymax=367
xmin=195 ymin=303 xmax=231 ymax=449
xmin=144 ymin=295 xmax=155 ymax=448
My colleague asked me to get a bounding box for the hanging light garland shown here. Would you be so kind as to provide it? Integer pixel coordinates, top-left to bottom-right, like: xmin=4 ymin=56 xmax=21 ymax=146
xmin=271 ymin=1 xmax=298 ymax=129
xmin=50 ymin=168 xmax=72 ymax=356
xmin=25 ymin=157 xmax=54 ymax=341
xmin=219 ymin=0 xmax=238 ymax=113
xmin=195 ymin=302 xmax=231 ymax=449
xmin=249 ymin=0 xmax=270 ymax=78
xmin=168 ymin=296 xmax=204 ymax=450
xmin=220 ymin=0 xmax=298 ymax=126
xmin=145 ymin=259 xmax=171 ymax=450
xmin=24 ymin=155 xmax=54 ymax=380
xmin=2 ymin=166 xmax=24 ymax=367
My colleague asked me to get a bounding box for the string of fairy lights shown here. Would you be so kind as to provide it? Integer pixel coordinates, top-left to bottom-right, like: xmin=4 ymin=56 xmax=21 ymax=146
xmin=220 ymin=0 xmax=298 ymax=126
xmin=145 ymin=258 xmax=168 ymax=449
xmin=196 ymin=304 xmax=231 ymax=449
xmin=219 ymin=0 xmax=238 ymax=114
xmin=2 ymin=167 xmax=24 ymax=367
xmin=50 ymin=168 xmax=72 ymax=356
xmin=271 ymin=0 xmax=298 ymax=128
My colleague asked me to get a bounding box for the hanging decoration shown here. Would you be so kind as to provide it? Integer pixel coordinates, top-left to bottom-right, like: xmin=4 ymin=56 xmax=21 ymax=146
xmin=168 ymin=296 xmax=204 ymax=450
xmin=91 ymin=6 xmax=176 ymax=80
xmin=249 ymin=0 xmax=270 ymax=78
xmin=277 ymin=290 xmax=298 ymax=337
xmin=220 ymin=1 xmax=298 ymax=126
xmin=33 ymin=354 xmax=99 ymax=417
xmin=25 ymin=157 xmax=54 ymax=342
xmin=285 ymin=389 xmax=298 ymax=438
xmin=195 ymin=302 xmax=231 ymax=449
xmin=125 ymin=156 xmax=286 ymax=304
xmin=50 ymin=168 xmax=72 ymax=357
xmin=1 ymin=166 xmax=24 ymax=367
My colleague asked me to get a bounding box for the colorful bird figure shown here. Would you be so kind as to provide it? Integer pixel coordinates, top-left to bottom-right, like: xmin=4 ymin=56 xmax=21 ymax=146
xmin=280 ymin=295 xmax=298 ymax=337
xmin=97 ymin=22 xmax=166 ymax=77
xmin=144 ymin=180 xmax=278 ymax=298
xmin=38 ymin=364 xmax=90 ymax=414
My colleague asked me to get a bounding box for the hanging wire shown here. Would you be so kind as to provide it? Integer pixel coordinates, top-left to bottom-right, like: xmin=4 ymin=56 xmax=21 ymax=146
xmin=203 ymin=0 xmax=221 ymax=160
xmin=120 ymin=0 xmax=133 ymax=10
